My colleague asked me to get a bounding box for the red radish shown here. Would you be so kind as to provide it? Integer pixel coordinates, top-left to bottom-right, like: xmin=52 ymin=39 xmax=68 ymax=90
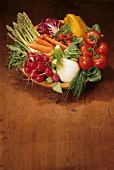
xmin=44 ymin=67 xmax=53 ymax=77
xmin=34 ymin=54 xmax=43 ymax=63
xmin=37 ymin=63 xmax=46 ymax=71
xmin=42 ymin=54 xmax=49 ymax=63
xmin=52 ymin=73 xmax=59 ymax=82
xmin=34 ymin=74 xmax=44 ymax=82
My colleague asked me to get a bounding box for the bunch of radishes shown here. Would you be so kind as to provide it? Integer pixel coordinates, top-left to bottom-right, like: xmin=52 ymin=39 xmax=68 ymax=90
xmin=24 ymin=52 xmax=59 ymax=83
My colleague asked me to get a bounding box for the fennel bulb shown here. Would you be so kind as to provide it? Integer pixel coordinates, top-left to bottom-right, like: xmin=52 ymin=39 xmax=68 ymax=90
xmin=51 ymin=45 xmax=80 ymax=83
xmin=56 ymin=58 xmax=80 ymax=83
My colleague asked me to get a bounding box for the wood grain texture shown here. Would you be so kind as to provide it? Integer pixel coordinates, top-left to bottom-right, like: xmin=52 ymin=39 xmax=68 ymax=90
xmin=0 ymin=0 xmax=114 ymax=170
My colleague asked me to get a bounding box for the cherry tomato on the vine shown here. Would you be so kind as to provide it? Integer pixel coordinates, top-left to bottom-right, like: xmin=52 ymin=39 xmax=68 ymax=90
xmin=80 ymin=43 xmax=93 ymax=57
xmin=92 ymin=54 xmax=107 ymax=69
xmin=84 ymin=30 xmax=102 ymax=47
xmin=95 ymin=42 xmax=109 ymax=56
xmin=57 ymin=33 xmax=65 ymax=40
xmin=66 ymin=39 xmax=72 ymax=46
xmin=66 ymin=33 xmax=73 ymax=40
xmin=79 ymin=55 xmax=93 ymax=70
xmin=59 ymin=40 xmax=64 ymax=44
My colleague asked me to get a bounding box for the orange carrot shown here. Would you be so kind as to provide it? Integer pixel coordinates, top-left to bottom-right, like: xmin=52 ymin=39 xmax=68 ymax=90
xmin=44 ymin=53 xmax=51 ymax=57
xmin=43 ymin=34 xmax=67 ymax=50
xmin=39 ymin=35 xmax=44 ymax=39
xmin=34 ymin=37 xmax=55 ymax=48
xmin=27 ymin=43 xmax=54 ymax=53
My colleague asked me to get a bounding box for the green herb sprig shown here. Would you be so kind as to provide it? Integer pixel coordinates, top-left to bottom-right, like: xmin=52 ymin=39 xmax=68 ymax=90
xmin=65 ymin=66 xmax=102 ymax=99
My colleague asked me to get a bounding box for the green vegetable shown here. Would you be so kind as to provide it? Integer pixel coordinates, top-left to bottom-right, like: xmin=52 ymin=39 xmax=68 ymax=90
xmin=65 ymin=66 xmax=102 ymax=99
xmin=64 ymin=41 xmax=82 ymax=61
xmin=51 ymin=45 xmax=80 ymax=83
xmin=92 ymin=24 xmax=101 ymax=33
xmin=86 ymin=66 xmax=102 ymax=82
xmin=7 ymin=44 xmax=27 ymax=69
xmin=45 ymin=77 xmax=53 ymax=83
xmin=6 ymin=12 xmax=40 ymax=69
xmin=54 ymin=24 xmax=72 ymax=37
xmin=85 ymin=24 xmax=101 ymax=33
xmin=65 ymin=70 xmax=86 ymax=99
xmin=52 ymin=82 xmax=62 ymax=93
xmin=6 ymin=12 xmax=40 ymax=54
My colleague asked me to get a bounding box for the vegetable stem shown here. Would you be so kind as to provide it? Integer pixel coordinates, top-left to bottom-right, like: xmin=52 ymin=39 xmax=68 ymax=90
xmin=7 ymin=33 xmax=30 ymax=52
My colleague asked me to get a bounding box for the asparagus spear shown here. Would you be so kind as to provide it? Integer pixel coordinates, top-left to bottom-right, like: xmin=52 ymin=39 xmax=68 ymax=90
xmin=6 ymin=12 xmax=40 ymax=51
xmin=6 ymin=12 xmax=40 ymax=69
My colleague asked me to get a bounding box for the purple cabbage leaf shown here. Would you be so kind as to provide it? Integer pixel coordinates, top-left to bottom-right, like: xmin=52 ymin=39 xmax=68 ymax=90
xmin=37 ymin=18 xmax=63 ymax=35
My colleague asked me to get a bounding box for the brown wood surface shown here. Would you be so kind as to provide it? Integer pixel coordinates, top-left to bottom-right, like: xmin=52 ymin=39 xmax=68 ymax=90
xmin=0 ymin=0 xmax=114 ymax=170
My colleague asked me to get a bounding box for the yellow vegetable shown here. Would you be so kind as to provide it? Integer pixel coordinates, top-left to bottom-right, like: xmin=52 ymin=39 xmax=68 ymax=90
xmin=77 ymin=16 xmax=87 ymax=29
xmin=64 ymin=17 xmax=68 ymax=24
xmin=64 ymin=14 xmax=88 ymax=37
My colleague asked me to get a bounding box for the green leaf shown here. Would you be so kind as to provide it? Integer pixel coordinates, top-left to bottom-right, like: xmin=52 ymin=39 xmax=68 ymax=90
xmin=64 ymin=42 xmax=82 ymax=60
xmin=54 ymin=24 xmax=72 ymax=37
xmin=92 ymin=24 xmax=101 ymax=33
xmin=84 ymin=27 xmax=91 ymax=33
xmin=51 ymin=45 xmax=65 ymax=61
xmin=52 ymin=82 xmax=62 ymax=93
xmin=45 ymin=77 xmax=53 ymax=84
xmin=72 ymin=36 xmax=83 ymax=44
xmin=7 ymin=44 xmax=27 ymax=69
xmin=86 ymin=66 xmax=102 ymax=82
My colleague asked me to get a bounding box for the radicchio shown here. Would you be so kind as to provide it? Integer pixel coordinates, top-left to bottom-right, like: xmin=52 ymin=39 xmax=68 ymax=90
xmin=37 ymin=18 xmax=63 ymax=35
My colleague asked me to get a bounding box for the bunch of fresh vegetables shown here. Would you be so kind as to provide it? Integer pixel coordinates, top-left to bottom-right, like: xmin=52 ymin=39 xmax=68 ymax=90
xmin=6 ymin=12 xmax=109 ymax=99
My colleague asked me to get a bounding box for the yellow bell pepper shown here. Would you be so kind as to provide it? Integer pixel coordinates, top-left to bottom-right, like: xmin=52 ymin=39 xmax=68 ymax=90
xmin=77 ymin=16 xmax=87 ymax=29
xmin=64 ymin=17 xmax=68 ymax=24
xmin=64 ymin=14 xmax=87 ymax=37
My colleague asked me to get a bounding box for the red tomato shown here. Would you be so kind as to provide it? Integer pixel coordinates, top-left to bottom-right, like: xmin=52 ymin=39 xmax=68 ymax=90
xmin=95 ymin=42 xmax=109 ymax=55
xmin=84 ymin=30 xmax=102 ymax=47
xmin=66 ymin=39 xmax=72 ymax=46
xmin=57 ymin=33 xmax=65 ymax=40
xmin=80 ymin=44 xmax=93 ymax=57
xmin=92 ymin=54 xmax=107 ymax=69
xmin=79 ymin=55 xmax=93 ymax=70
xmin=66 ymin=33 xmax=73 ymax=40
xmin=59 ymin=40 xmax=65 ymax=44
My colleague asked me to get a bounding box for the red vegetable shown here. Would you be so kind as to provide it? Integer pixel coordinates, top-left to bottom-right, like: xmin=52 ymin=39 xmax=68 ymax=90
xmin=66 ymin=39 xmax=72 ymax=46
xmin=79 ymin=55 xmax=93 ymax=70
xmin=95 ymin=42 xmax=109 ymax=55
xmin=80 ymin=43 xmax=93 ymax=57
xmin=44 ymin=67 xmax=53 ymax=77
xmin=57 ymin=33 xmax=66 ymax=40
xmin=66 ymin=33 xmax=73 ymax=40
xmin=52 ymin=73 xmax=59 ymax=82
xmin=34 ymin=74 xmax=44 ymax=82
xmin=84 ymin=30 xmax=102 ymax=47
xmin=37 ymin=22 xmax=49 ymax=35
xmin=93 ymin=54 xmax=107 ymax=69
xmin=37 ymin=18 xmax=63 ymax=35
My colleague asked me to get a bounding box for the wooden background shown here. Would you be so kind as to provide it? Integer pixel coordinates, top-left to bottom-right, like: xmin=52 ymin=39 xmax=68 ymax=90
xmin=0 ymin=0 xmax=114 ymax=170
